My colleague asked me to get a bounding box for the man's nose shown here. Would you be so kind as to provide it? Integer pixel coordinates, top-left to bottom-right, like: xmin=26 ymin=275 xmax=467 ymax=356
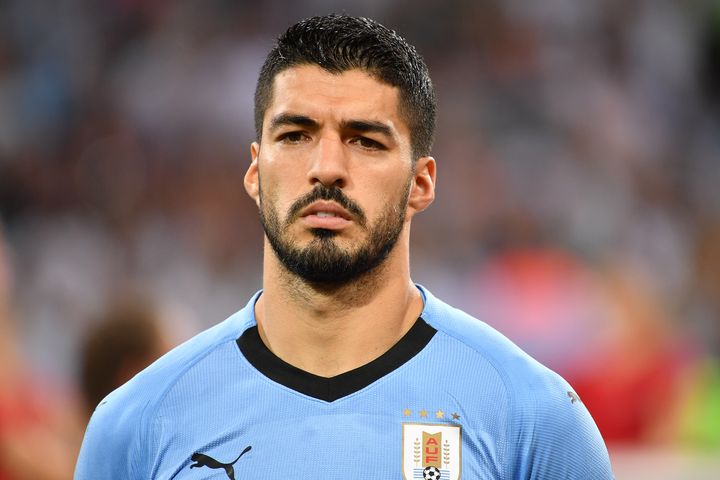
xmin=307 ymin=136 xmax=349 ymax=188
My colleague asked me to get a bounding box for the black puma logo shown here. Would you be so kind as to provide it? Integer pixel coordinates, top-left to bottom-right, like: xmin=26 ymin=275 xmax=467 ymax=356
xmin=190 ymin=445 xmax=251 ymax=479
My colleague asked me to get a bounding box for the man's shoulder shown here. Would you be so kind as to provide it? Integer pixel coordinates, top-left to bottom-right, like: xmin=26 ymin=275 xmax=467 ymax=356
xmin=75 ymin=295 xmax=259 ymax=478
xmin=418 ymin=285 xmax=613 ymax=478
xmin=421 ymin=287 xmax=569 ymax=398
xmin=102 ymin=299 xmax=256 ymax=416
xmin=420 ymin=285 xmax=514 ymax=353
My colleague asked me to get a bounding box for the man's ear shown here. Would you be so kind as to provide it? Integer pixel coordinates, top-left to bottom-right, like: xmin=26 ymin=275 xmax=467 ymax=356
xmin=407 ymin=156 xmax=436 ymax=217
xmin=244 ymin=142 xmax=260 ymax=206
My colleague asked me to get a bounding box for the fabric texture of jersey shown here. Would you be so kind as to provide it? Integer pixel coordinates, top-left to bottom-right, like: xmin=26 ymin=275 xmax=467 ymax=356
xmin=75 ymin=285 xmax=614 ymax=479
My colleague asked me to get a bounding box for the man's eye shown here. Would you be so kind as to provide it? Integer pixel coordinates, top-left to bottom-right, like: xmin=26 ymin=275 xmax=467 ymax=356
xmin=353 ymin=137 xmax=385 ymax=150
xmin=279 ymin=132 xmax=307 ymax=143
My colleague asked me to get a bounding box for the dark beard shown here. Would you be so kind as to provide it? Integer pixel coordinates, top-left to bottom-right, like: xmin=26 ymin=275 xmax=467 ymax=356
xmin=259 ymin=184 xmax=409 ymax=285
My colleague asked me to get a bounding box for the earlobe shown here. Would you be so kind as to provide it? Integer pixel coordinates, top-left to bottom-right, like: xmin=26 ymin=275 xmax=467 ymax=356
xmin=244 ymin=142 xmax=261 ymax=205
xmin=408 ymin=156 xmax=436 ymax=215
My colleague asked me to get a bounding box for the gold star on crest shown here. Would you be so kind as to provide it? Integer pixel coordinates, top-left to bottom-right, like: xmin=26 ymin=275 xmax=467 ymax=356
xmin=419 ymin=409 xmax=428 ymax=418
xmin=451 ymin=412 xmax=460 ymax=420
xmin=403 ymin=408 xmax=412 ymax=417
xmin=435 ymin=410 xmax=445 ymax=419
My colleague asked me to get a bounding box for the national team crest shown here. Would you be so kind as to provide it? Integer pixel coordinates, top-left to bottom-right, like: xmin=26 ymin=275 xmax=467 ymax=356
xmin=402 ymin=423 xmax=461 ymax=480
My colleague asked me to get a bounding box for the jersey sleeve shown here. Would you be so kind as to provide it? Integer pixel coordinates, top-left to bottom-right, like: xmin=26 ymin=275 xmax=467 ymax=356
xmin=74 ymin=386 xmax=149 ymax=479
xmin=510 ymin=369 xmax=614 ymax=479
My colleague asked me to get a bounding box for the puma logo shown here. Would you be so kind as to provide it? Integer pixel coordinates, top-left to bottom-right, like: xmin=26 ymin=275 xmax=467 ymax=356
xmin=190 ymin=445 xmax=252 ymax=480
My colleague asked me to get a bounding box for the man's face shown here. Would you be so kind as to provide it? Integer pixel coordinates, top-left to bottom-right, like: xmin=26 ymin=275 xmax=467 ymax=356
xmin=246 ymin=65 xmax=419 ymax=285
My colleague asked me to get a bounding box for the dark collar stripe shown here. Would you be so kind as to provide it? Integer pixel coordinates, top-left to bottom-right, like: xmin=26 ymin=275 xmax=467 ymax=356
xmin=237 ymin=318 xmax=436 ymax=402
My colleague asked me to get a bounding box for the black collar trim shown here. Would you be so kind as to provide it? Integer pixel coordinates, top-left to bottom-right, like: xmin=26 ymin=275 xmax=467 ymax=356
xmin=237 ymin=318 xmax=436 ymax=402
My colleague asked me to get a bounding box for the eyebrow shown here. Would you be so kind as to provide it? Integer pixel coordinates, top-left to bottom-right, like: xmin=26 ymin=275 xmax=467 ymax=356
xmin=340 ymin=120 xmax=395 ymax=139
xmin=268 ymin=113 xmax=319 ymax=132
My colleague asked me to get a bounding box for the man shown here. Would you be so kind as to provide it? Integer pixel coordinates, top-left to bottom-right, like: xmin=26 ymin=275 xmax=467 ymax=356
xmin=75 ymin=15 xmax=613 ymax=479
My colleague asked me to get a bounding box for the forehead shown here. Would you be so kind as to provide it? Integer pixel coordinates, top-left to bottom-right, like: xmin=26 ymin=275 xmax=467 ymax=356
xmin=264 ymin=65 xmax=409 ymax=136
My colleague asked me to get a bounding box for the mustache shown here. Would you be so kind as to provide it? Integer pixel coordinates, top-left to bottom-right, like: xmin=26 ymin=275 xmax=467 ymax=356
xmin=286 ymin=185 xmax=367 ymax=228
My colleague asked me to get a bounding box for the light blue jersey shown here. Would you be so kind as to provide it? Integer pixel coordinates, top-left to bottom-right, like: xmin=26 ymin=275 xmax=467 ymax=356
xmin=75 ymin=286 xmax=613 ymax=479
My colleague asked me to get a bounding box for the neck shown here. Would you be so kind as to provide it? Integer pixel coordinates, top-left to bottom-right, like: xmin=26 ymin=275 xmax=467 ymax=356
xmin=255 ymin=235 xmax=423 ymax=377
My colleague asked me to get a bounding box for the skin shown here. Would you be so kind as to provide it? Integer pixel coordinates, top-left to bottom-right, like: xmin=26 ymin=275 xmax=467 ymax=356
xmin=244 ymin=65 xmax=436 ymax=377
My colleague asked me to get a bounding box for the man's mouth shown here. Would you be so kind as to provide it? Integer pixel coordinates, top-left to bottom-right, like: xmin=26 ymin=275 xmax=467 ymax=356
xmin=285 ymin=185 xmax=368 ymax=229
xmin=300 ymin=201 xmax=353 ymax=229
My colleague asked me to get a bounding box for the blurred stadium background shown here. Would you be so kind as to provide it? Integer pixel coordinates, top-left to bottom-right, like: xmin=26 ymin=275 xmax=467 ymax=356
xmin=0 ymin=0 xmax=719 ymax=478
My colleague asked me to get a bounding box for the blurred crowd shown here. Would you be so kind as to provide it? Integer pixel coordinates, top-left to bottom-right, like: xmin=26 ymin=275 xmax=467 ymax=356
xmin=0 ymin=0 xmax=719 ymax=476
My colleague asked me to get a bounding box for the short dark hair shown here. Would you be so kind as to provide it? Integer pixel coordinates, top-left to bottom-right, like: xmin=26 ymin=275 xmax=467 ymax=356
xmin=254 ymin=14 xmax=436 ymax=159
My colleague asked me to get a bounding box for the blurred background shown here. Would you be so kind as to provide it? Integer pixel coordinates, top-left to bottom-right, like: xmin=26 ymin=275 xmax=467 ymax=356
xmin=0 ymin=0 xmax=719 ymax=478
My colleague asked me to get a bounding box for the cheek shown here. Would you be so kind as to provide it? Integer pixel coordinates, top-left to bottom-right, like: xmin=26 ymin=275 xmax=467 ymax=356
xmin=374 ymin=166 xmax=413 ymax=199
xmin=363 ymin=175 xmax=412 ymax=221
xmin=258 ymin=181 xmax=306 ymax=230
xmin=258 ymin=163 xmax=299 ymax=208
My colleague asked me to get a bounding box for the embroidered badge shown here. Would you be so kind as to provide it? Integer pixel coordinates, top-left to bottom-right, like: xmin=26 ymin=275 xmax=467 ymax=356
xmin=402 ymin=423 xmax=461 ymax=479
